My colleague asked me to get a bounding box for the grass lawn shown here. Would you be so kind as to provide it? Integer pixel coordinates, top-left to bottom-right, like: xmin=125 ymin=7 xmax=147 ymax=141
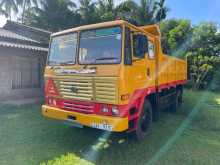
xmin=0 ymin=90 xmax=220 ymax=165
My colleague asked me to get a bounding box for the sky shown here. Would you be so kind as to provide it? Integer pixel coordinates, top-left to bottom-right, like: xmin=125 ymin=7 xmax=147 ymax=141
xmin=0 ymin=0 xmax=219 ymax=27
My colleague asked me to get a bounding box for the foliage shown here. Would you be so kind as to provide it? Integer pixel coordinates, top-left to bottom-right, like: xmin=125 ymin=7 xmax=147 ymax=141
xmin=20 ymin=0 xmax=169 ymax=31
xmin=116 ymin=0 xmax=139 ymax=21
xmin=40 ymin=153 xmax=94 ymax=165
xmin=189 ymin=22 xmax=220 ymax=56
xmin=96 ymin=0 xmax=116 ymax=22
xmin=0 ymin=0 xmax=23 ymax=19
xmin=23 ymin=0 xmax=80 ymax=31
xmin=0 ymin=0 xmax=38 ymax=21
xmin=186 ymin=53 xmax=220 ymax=89
xmin=186 ymin=22 xmax=220 ymax=90
xmin=154 ymin=0 xmax=169 ymax=22
xmin=78 ymin=0 xmax=99 ymax=25
xmin=0 ymin=5 xmax=7 ymax=16
xmin=160 ymin=19 xmax=192 ymax=56
xmin=21 ymin=0 xmax=39 ymax=23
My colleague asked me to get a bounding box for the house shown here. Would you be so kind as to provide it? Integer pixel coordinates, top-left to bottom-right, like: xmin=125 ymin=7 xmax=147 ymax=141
xmin=0 ymin=21 xmax=51 ymax=101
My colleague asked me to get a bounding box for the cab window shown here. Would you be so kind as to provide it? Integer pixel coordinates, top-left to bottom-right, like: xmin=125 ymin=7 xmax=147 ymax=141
xmin=132 ymin=34 xmax=148 ymax=59
xmin=148 ymin=41 xmax=155 ymax=59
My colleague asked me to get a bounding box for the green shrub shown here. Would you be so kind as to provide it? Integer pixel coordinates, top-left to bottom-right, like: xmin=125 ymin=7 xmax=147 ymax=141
xmin=186 ymin=53 xmax=220 ymax=90
xmin=40 ymin=153 xmax=94 ymax=165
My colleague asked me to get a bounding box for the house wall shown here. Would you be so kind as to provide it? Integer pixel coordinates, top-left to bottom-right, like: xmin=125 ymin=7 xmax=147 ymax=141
xmin=0 ymin=47 xmax=47 ymax=101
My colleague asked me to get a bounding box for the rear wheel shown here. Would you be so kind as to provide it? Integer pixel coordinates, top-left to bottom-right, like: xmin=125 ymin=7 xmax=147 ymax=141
xmin=170 ymin=89 xmax=182 ymax=113
xmin=177 ymin=89 xmax=183 ymax=107
xmin=135 ymin=100 xmax=152 ymax=140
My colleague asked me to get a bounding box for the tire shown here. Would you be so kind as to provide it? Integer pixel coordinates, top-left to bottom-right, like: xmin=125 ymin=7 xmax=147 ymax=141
xmin=135 ymin=100 xmax=153 ymax=141
xmin=152 ymin=108 xmax=160 ymax=122
xmin=177 ymin=89 xmax=183 ymax=107
xmin=152 ymin=96 xmax=160 ymax=122
xmin=170 ymin=89 xmax=182 ymax=113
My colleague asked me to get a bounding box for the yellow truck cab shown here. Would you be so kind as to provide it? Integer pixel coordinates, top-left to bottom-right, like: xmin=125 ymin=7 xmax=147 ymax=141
xmin=42 ymin=20 xmax=187 ymax=140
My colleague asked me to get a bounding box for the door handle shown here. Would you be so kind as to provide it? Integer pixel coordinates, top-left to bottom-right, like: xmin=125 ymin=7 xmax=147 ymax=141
xmin=147 ymin=68 xmax=150 ymax=77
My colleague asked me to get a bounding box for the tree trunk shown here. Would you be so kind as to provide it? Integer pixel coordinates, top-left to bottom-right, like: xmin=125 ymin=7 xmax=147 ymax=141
xmin=21 ymin=0 xmax=27 ymax=24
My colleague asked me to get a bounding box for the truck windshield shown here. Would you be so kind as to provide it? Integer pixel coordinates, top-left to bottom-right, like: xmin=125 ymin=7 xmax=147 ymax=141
xmin=48 ymin=33 xmax=77 ymax=65
xmin=79 ymin=27 xmax=122 ymax=64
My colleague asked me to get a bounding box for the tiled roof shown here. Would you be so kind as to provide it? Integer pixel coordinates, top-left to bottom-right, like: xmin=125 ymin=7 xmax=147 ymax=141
xmin=0 ymin=41 xmax=48 ymax=52
xmin=8 ymin=21 xmax=51 ymax=34
xmin=0 ymin=21 xmax=51 ymax=52
xmin=0 ymin=28 xmax=39 ymax=43
xmin=4 ymin=21 xmax=51 ymax=44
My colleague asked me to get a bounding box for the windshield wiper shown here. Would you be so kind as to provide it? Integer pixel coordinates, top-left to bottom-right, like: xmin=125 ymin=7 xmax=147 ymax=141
xmin=59 ymin=61 xmax=74 ymax=65
xmin=95 ymin=57 xmax=119 ymax=61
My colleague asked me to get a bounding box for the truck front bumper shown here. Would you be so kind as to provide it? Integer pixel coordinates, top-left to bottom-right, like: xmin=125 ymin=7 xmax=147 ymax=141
xmin=42 ymin=105 xmax=128 ymax=132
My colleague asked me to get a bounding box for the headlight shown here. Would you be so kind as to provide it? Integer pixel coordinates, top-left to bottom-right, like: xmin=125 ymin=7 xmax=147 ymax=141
xmin=112 ymin=106 xmax=119 ymax=116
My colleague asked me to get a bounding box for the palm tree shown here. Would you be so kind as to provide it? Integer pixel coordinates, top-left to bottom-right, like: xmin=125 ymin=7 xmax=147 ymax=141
xmin=154 ymin=0 xmax=169 ymax=23
xmin=79 ymin=0 xmax=98 ymax=24
xmin=0 ymin=0 xmax=23 ymax=19
xmin=97 ymin=0 xmax=116 ymax=21
xmin=23 ymin=0 xmax=78 ymax=31
xmin=138 ymin=0 xmax=157 ymax=25
xmin=116 ymin=0 xmax=139 ymax=21
xmin=21 ymin=0 xmax=39 ymax=23
xmin=0 ymin=7 xmax=7 ymax=17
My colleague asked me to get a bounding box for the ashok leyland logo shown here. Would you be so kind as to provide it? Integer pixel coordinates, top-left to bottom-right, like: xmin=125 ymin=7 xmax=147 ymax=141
xmin=55 ymin=68 xmax=96 ymax=74
xmin=70 ymin=87 xmax=78 ymax=93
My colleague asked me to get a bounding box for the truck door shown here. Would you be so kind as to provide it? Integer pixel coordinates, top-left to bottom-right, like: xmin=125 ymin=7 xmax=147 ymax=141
xmin=131 ymin=33 xmax=156 ymax=89
xmin=131 ymin=33 xmax=149 ymax=89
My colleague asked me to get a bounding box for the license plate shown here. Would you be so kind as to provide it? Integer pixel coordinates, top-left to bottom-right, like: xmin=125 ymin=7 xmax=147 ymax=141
xmin=91 ymin=122 xmax=113 ymax=131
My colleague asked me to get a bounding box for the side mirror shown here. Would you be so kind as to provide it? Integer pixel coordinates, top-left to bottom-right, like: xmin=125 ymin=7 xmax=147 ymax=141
xmin=134 ymin=35 xmax=148 ymax=58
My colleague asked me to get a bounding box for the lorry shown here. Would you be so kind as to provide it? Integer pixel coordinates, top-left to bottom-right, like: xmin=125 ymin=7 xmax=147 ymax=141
xmin=42 ymin=20 xmax=187 ymax=140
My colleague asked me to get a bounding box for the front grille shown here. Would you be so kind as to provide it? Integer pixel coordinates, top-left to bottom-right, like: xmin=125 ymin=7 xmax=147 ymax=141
xmin=55 ymin=77 xmax=93 ymax=101
xmin=95 ymin=77 xmax=118 ymax=104
xmin=63 ymin=101 xmax=94 ymax=113
xmin=54 ymin=76 xmax=118 ymax=104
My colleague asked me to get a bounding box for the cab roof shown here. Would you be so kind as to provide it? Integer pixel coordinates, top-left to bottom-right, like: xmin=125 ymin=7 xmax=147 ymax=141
xmin=52 ymin=20 xmax=126 ymax=37
xmin=52 ymin=20 xmax=157 ymax=39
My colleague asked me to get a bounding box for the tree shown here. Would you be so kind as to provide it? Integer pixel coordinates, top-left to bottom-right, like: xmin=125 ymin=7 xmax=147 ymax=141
xmin=23 ymin=0 xmax=79 ymax=31
xmin=116 ymin=0 xmax=139 ymax=21
xmin=78 ymin=0 xmax=99 ymax=25
xmin=138 ymin=0 xmax=156 ymax=25
xmin=187 ymin=53 xmax=220 ymax=90
xmin=189 ymin=22 xmax=220 ymax=56
xmin=97 ymin=0 xmax=115 ymax=21
xmin=154 ymin=0 xmax=169 ymax=22
xmin=21 ymin=0 xmax=39 ymax=23
xmin=0 ymin=0 xmax=23 ymax=19
xmin=186 ymin=22 xmax=220 ymax=90
xmin=0 ymin=6 xmax=7 ymax=16
xmin=160 ymin=19 xmax=192 ymax=56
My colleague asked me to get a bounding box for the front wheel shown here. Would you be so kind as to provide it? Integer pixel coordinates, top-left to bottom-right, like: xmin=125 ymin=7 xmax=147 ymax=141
xmin=135 ymin=100 xmax=153 ymax=141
